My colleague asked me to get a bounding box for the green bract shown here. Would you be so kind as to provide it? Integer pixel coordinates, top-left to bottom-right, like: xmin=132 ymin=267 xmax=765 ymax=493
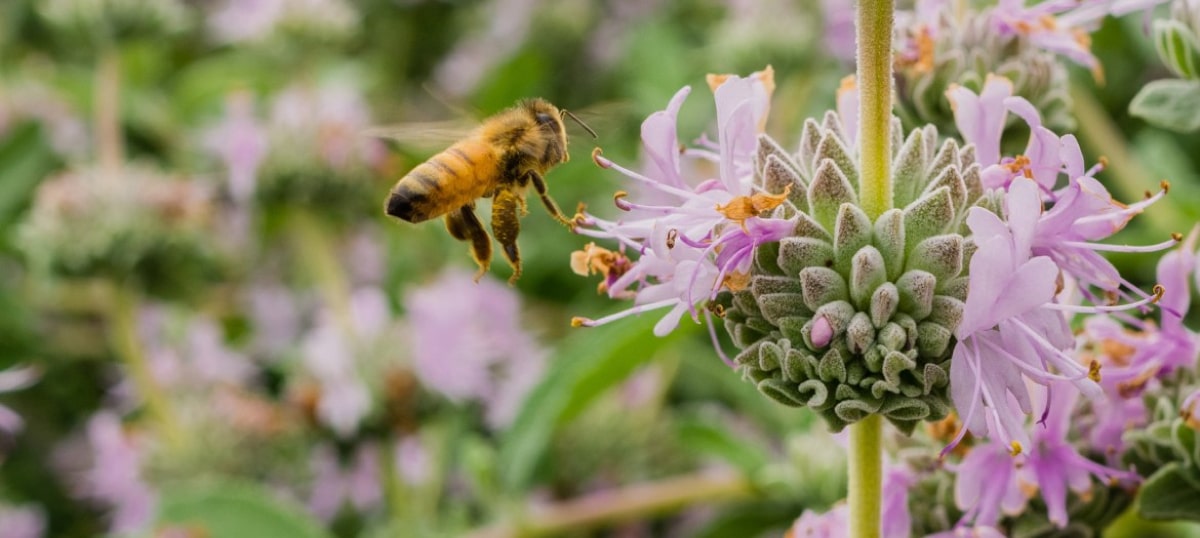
xmin=717 ymin=113 xmax=993 ymax=434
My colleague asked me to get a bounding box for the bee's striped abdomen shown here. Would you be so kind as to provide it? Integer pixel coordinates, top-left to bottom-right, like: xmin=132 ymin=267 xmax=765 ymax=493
xmin=385 ymin=138 xmax=498 ymax=223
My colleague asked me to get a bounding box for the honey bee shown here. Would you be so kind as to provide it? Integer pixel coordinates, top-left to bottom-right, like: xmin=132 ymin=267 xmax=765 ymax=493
xmin=383 ymin=98 xmax=596 ymax=284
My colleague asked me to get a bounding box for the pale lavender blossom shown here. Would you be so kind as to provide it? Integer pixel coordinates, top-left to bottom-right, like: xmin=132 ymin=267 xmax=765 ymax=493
xmin=300 ymin=315 xmax=371 ymax=438
xmin=1023 ymin=381 xmax=1137 ymax=528
xmin=206 ymin=0 xmax=284 ymax=43
xmin=788 ymin=503 xmax=848 ymax=537
xmin=0 ymin=504 xmax=45 ymax=538
xmin=946 ymin=76 xmax=1014 ymax=168
xmin=298 ymin=286 xmax=394 ymax=437
xmin=952 ymin=435 xmax=1027 ymax=527
xmin=821 ymin=0 xmax=856 ymax=61
xmin=80 ymin=412 xmax=156 ymax=534
xmin=431 ymin=0 xmax=542 ymax=97
xmin=1078 ymin=230 xmax=1198 ymax=459
xmin=406 ymin=269 xmax=547 ymax=428
xmin=247 ymin=281 xmax=305 ymax=357
xmin=206 ymin=0 xmax=359 ymax=43
xmin=0 ymin=80 xmax=88 ymax=158
xmin=882 ymin=465 xmax=914 ymax=538
xmin=395 ymin=434 xmax=430 ymax=486
xmin=949 ymin=83 xmax=1177 ymax=296
xmin=269 ymin=81 xmax=384 ymax=171
xmin=0 ymin=365 xmax=39 ymax=434
xmin=572 ymin=69 xmax=792 ymax=340
xmin=307 ymin=442 xmax=383 ymax=522
xmin=204 ymin=91 xmax=267 ymax=205
xmin=926 ymin=526 xmax=1007 ymax=538
xmin=949 ymin=180 xmax=1104 ymax=455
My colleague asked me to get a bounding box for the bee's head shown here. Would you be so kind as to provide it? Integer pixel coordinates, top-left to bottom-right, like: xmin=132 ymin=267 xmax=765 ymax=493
xmin=521 ymin=98 xmax=569 ymax=162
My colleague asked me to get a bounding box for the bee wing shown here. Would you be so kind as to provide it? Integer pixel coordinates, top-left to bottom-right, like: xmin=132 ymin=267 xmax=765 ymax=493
xmin=361 ymin=120 xmax=477 ymax=151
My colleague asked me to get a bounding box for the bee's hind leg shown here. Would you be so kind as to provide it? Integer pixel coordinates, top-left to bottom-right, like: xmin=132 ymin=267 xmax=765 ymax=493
xmin=528 ymin=171 xmax=574 ymax=230
xmin=491 ymin=188 xmax=524 ymax=285
xmin=445 ymin=205 xmax=492 ymax=282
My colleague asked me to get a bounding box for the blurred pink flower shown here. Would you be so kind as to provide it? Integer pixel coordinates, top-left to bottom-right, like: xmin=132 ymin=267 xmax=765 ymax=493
xmin=0 ymin=365 xmax=39 ymax=434
xmin=269 ymin=81 xmax=384 ymax=172
xmin=405 ymin=269 xmax=547 ymax=428
xmin=0 ymin=504 xmax=45 ymax=538
xmin=299 ymin=287 xmax=394 ymax=437
xmin=204 ymin=91 xmax=267 ymax=206
xmin=80 ymin=412 xmax=156 ymax=534
xmin=307 ymin=443 xmax=383 ymax=522
xmin=788 ymin=503 xmax=848 ymax=537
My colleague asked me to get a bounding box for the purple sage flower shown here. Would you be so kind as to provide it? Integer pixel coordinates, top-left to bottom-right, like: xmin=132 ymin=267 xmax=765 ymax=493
xmin=405 ymin=268 xmax=548 ymax=428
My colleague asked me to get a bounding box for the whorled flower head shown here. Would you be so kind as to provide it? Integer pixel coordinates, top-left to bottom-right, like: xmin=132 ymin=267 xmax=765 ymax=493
xmin=574 ymin=68 xmax=1171 ymax=449
xmin=572 ymin=69 xmax=979 ymax=433
xmin=16 ymin=165 xmax=224 ymax=300
xmin=895 ymin=0 xmax=1168 ymax=135
xmin=38 ymin=0 xmax=190 ymax=44
xmin=204 ymin=0 xmax=360 ymax=45
xmin=255 ymin=80 xmax=386 ymax=219
xmin=716 ymin=106 xmax=985 ymax=433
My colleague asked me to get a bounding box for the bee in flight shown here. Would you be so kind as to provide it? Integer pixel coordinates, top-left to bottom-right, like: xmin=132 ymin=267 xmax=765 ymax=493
xmin=383 ymin=98 xmax=595 ymax=284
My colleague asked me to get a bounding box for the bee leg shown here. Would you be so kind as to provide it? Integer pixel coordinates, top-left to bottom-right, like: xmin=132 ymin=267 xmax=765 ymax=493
xmin=445 ymin=205 xmax=492 ymax=282
xmin=491 ymin=188 xmax=524 ymax=285
xmin=528 ymin=171 xmax=574 ymax=230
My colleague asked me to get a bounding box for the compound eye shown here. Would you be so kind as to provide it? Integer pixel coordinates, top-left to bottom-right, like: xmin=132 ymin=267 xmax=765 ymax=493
xmin=535 ymin=112 xmax=555 ymax=125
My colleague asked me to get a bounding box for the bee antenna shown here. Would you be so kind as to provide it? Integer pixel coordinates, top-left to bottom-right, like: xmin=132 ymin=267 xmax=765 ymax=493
xmin=561 ymin=109 xmax=598 ymax=139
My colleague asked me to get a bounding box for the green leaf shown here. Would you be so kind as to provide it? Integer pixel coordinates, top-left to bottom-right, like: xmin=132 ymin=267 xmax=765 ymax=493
xmin=0 ymin=124 xmax=57 ymax=236
xmin=498 ymin=317 xmax=694 ymax=491
xmin=156 ymin=480 xmax=331 ymax=538
xmin=676 ymin=414 xmax=770 ymax=475
xmin=1130 ymin=79 xmax=1200 ymax=133
xmin=1137 ymin=463 xmax=1200 ymax=522
xmin=1154 ymin=20 xmax=1200 ymax=79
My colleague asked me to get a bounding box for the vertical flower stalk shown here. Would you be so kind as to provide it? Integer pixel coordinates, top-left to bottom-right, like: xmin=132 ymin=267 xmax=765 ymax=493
xmin=853 ymin=2 xmax=894 ymax=536
xmin=856 ymin=0 xmax=894 ymax=221
xmin=287 ymin=210 xmax=356 ymax=339
xmin=108 ymin=284 xmax=183 ymax=448
xmin=95 ymin=47 xmax=124 ymax=177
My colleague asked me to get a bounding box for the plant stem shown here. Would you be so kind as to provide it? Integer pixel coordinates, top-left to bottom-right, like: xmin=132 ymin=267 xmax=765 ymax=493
xmin=109 ymin=283 xmax=183 ymax=447
xmin=287 ymin=210 xmax=356 ymax=338
xmin=465 ymin=470 xmax=752 ymax=538
xmin=856 ymin=0 xmax=895 ymax=220
xmin=95 ymin=46 xmax=124 ymax=177
xmin=849 ymin=413 xmax=883 ymax=538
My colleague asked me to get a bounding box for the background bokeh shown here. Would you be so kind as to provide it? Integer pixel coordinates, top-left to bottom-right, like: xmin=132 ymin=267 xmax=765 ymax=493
xmin=0 ymin=1 xmax=1198 ymax=537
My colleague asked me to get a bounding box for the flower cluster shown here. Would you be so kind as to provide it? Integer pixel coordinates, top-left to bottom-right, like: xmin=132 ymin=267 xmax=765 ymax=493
xmin=893 ymin=0 xmax=1169 ymax=134
xmin=575 ymin=64 xmax=1184 ymax=532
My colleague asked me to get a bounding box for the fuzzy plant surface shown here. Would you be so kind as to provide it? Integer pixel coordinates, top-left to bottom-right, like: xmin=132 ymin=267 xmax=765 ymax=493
xmin=716 ymin=112 xmax=993 ymax=434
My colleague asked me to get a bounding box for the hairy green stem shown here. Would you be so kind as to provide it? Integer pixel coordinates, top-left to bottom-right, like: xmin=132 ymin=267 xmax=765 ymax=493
xmin=287 ymin=210 xmax=356 ymax=339
xmin=857 ymin=0 xmax=895 ymax=220
xmin=95 ymin=47 xmax=124 ymax=177
xmin=849 ymin=413 xmax=883 ymax=538
xmin=109 ymin=284 xmax=183 ymax=447
xmin=465 ymin=470 xmax=751 ymax=538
